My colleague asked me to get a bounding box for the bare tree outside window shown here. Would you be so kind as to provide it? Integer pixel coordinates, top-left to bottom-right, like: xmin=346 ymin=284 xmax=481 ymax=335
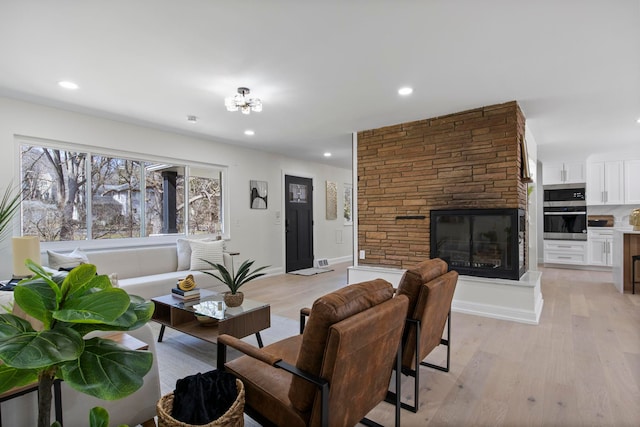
xmin=21 ymin=146 xmax=87 ymax=241
xmin=91 ymin=155 xmax=141 ymax=239
xmin=20 ymin=143 xmax=222 ymax=242
xmin=188 ymin=174 xmax=221 ymax=235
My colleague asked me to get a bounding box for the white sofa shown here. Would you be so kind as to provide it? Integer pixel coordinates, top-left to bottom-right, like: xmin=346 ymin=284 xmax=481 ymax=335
xmin=76 ymin=245 xmax=233 ymax=300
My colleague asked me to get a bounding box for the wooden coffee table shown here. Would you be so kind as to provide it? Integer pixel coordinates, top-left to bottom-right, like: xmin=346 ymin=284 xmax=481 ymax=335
xmin=151 ymin=289 xmax=270 ymax=348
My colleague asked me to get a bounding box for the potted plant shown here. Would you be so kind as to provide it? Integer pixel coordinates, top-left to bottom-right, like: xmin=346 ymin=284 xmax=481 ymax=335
xmin=0 ymin=260 xmax=154 ymax=427
xmin=0 ymin=182 xmax=22 ymax=240
xmin=199 ymin=259 xmax=268 ymax=307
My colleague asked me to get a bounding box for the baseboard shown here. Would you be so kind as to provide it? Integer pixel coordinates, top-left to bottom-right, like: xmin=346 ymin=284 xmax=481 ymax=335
xmin=452 ymin=296 xmax=544 ymax=325
xmin=348 ymin=265 xmax=544 ymax=325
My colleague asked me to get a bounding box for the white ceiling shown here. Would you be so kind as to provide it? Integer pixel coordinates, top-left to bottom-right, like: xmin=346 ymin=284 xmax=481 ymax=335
xmin=1 ymin=1 xmax=638 ymax=169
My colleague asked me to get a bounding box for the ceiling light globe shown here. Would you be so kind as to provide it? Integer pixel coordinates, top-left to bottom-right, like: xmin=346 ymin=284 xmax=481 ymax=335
xmin=398 ymin=87 xmax=413 ymax=95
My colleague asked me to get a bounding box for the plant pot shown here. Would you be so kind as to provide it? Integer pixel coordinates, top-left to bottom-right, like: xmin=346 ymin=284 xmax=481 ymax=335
xmin=224 ymin=291 xmax=244 ymax=307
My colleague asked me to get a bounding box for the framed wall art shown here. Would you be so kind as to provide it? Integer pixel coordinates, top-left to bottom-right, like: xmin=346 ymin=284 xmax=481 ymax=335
xmin=250 ymin=180 xmax=268 ymax=209
xmin=326 ymin=181 xmax=337 ymax=220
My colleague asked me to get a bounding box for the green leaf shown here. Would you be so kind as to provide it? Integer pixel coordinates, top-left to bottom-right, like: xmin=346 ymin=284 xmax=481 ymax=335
xmin=89 ymin=406 xmax=110 ymax=427
xmin=60 ymin=337 xmax=152 ymax=400
xmin=62 ymin=263 xmax=97 ymax=297
xmin=199 ymin=258 xmax=268 ymax=293
xmin=54 ymin=288 xmax=130 ymax=324
xmin=71 ymin=298 xmax=154 ymax=336
xmin=13 ymin=279 xmax=57 ymax=327
xmin=25 ymin=258 xmax=63 ymax=302
xmin=0 ymin=363 xmax=38 ymax=393
xmin=0 ymin=183 xmax=22 ymax=242
xmin=0 ymin=327 xmax=83 ymax=369
xmin=0 ymin=313 xmax=36 ymax=339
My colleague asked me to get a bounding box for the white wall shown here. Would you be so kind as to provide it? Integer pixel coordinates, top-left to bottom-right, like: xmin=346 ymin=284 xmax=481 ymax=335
xmin=0 ymin=96 xmax=353 ymax=278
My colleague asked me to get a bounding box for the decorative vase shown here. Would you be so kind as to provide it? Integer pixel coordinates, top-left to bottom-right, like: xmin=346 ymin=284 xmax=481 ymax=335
xmin=224 ymin=291 xmax=244 ymax=307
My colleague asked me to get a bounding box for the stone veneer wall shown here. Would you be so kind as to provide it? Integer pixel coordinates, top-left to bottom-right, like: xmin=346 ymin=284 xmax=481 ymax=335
xmin=357 ymin=100 xmax=527 ymax=269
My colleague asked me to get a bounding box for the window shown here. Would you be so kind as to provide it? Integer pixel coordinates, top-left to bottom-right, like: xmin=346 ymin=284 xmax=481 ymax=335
xmin=20 ymin=141 xmax=224 ymax=242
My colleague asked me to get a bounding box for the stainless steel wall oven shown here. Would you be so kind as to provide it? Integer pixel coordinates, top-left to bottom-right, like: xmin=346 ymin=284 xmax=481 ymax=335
xmin=543 ymin=184 xmax=587 ymax=241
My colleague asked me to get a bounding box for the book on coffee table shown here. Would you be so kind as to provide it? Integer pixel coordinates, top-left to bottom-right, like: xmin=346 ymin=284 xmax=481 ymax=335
xmin=171 ymin=287 xmax=201 ymax=297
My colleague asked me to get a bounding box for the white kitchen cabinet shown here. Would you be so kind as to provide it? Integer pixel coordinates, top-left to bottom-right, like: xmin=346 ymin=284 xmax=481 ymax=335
xmin=542 ymin=161 xmax=585 ymax=185
xmin=588 ymin=229 xmax=613 ymax=266
xmin=543 ymin=240 xmax=587 ymax=265
xmin=624 ymin=159 xmax=640 ymax=204
xmin=586 ymin=161 xmax=624 ymax=205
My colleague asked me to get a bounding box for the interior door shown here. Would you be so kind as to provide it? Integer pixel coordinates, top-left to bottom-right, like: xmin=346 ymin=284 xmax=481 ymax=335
xmin=285 ymin=175 xmax=314 ymax=272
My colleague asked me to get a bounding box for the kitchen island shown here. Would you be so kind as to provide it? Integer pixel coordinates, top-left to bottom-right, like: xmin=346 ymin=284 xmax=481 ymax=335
xmin=612 ymin=228 xmax=640 ymax=293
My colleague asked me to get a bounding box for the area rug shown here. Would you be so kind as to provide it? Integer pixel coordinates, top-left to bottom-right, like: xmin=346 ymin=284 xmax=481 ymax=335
xmin=288 ymin=267 xmax=334 ymax=276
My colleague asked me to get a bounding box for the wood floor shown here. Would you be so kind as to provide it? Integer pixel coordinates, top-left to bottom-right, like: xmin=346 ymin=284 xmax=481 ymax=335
xmin=155 ymin=264 xmax=640 ymax=426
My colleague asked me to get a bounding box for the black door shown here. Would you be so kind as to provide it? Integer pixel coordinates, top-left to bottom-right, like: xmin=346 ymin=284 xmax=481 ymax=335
xmin=285 ymin=175 xmax=314 ymax=272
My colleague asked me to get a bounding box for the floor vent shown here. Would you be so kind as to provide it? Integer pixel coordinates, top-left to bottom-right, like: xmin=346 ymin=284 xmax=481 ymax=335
xmin=316 ymin=258 xmax=329 ymax=268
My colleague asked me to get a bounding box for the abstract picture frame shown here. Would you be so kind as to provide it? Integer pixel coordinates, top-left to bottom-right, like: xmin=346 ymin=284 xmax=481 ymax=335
xmin=250 ymin=180 xmax=268 ymax=209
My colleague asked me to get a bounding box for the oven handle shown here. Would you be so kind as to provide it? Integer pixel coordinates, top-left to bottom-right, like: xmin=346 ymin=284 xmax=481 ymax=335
xmin=543 ymin=211 xmax=587 ymax=215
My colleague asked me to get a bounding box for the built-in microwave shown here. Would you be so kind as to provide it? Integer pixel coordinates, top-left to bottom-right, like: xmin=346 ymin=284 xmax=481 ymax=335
xmin=543 ymin=184 xmax=587 ymax=240
xmin=543 ymin=184 xmax=586 ymax=203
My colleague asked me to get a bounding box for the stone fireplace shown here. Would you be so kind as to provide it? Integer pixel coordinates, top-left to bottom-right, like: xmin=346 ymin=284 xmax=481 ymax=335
xmin=351 ymin=101 xmax=542 ymax=324
xmin=357 ymin=101 xmax=528 ymax=272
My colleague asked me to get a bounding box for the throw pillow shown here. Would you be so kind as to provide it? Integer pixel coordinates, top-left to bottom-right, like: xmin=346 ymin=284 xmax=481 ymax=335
xmin=176 ymin=238 xmax=193 ymax=271
xmin=177 ymin=237 xmax=220 ymax=271
xmin=189 ymin=240 xmax=224 ymax=271
xmin=47 ymin=248 xmax=90 ymax=270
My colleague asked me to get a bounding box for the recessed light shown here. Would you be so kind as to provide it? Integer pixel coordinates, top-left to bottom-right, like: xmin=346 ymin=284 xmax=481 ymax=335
xmin=58 ymin=81 xmax=79 ymax=90
xmin=187 ymin=115 xmax=197 ymax=123
xmin=637 ymin=117 xmax=640 ymax=124
xmin=398 ymin=87 xmax=413 ymax=95
xmin=324 ymin=152 xmax=332 ymax=157
xmin=244 ymin=130 xmax=255 ymax=136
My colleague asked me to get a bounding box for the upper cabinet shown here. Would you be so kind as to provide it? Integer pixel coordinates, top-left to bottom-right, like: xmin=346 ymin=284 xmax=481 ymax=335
xmin=587 ymin=159 xmax=640 ymax=205
xmin=624 ymin=159 xmax=640 ymax=204
xmin=542 ymin=161 xmax=585 ymax=185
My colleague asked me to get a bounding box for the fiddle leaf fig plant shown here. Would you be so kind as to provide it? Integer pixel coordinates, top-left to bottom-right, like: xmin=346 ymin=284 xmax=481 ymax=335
xmin=0 ymin=260 xmax=154 ymax=427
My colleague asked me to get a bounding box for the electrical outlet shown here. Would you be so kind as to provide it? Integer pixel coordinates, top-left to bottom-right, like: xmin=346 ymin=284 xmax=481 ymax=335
xmin=359 ymin=250 xmax=365 ymax=259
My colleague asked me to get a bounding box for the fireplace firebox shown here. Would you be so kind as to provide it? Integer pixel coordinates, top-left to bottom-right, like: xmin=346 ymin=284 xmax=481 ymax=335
xmin=430 ymin=208 xmax=526 ymax=280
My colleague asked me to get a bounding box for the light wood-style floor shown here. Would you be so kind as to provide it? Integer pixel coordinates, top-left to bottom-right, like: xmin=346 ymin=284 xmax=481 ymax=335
xmin=155 ymin=264 xmax=640 ymax=426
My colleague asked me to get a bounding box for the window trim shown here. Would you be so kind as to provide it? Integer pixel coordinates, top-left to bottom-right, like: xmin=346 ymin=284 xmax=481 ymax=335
xmin=16 ymin=135 xmax=229 ymax=252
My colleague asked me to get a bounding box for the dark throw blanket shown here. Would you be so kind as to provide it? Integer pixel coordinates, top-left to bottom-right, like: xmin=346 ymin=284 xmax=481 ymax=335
xmin=171 ymin=369 xmax=239 ymax=424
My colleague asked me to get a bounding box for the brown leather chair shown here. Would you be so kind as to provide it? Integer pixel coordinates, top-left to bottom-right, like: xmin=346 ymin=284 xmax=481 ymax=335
xmin=217 ymin=279 xmax=409 ymax=427
xmin=388 ymin=258 xmax=458 ymax=412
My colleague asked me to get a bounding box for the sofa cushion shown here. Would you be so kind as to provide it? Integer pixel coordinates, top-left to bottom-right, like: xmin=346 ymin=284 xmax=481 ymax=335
xmin=117 ymin=270 xmax=227 ymax=301
xmin=289 ymin=278 xmax=394 ymax=412
xmin=189 ymin=240 xmax=224 ymax=271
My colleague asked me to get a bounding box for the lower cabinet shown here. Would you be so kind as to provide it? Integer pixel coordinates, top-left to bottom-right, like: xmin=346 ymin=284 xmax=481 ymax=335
xmin=543 ymin=240 xmax=588 ymax=265
xmin=588 ymin=229 xmax=613 ymax=266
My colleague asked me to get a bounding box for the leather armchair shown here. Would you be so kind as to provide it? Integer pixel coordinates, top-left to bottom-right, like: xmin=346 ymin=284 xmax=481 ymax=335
xmin=217 ymin=278 xmax=409 ymax=427
xmin=389 ymin=258 xmax=458 ymax=412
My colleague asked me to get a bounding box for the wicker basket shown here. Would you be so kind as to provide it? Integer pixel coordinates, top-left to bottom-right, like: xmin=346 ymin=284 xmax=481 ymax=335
xmin=156 ymin=379 xmax=245 ymax=427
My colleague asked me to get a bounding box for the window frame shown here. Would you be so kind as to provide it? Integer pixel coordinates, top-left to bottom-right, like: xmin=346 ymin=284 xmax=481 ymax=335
xmin=16 ymin=136 xmax=229 ymax=252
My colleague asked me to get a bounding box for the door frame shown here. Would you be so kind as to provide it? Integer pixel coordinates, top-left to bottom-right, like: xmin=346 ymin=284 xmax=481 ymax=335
xmin=281 ymin=170 xmax=316 ymax=272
